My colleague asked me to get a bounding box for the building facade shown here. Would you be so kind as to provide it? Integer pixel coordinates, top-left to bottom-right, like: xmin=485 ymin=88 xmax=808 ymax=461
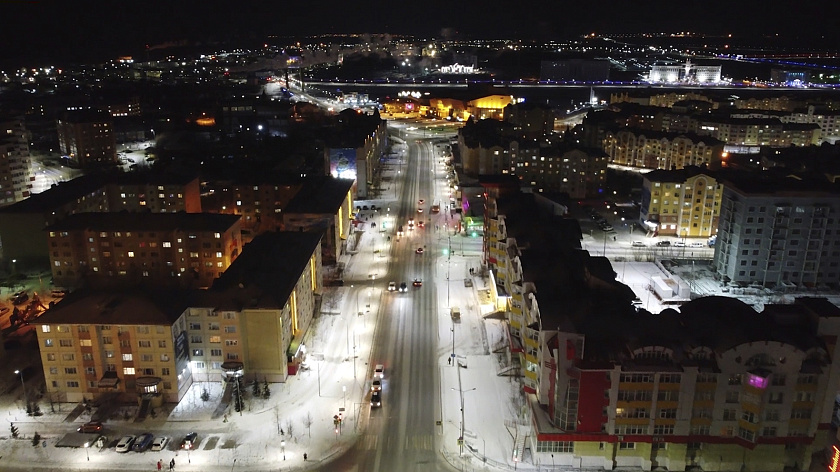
xmin=0 ymin=116 xmax=33 ymax=206
xmin=640 ymin=167 xmax=722 ymax=238
xmin=57 ymin=111 xmax=118 ymax=168
xmin=714 ymin=177 xmax=840 ymax=288
xmin=602 ymin=129 xmax=724 ymax=170
xmin=46 ymin=213 xmax=242 ymax=289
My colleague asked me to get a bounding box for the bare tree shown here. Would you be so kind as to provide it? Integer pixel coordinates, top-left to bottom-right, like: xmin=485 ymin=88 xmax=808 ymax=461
xmin=273 ymin=405 xmax=282 ymax=435
xmin=285 ymin=418 xmax=294 ymax=439
xmin=302 ymin=412 xmax=314 ymax=438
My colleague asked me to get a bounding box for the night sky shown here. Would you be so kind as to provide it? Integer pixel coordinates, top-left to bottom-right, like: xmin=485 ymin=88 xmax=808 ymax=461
xmin=0 ymin=0 xmax=838 ymax=67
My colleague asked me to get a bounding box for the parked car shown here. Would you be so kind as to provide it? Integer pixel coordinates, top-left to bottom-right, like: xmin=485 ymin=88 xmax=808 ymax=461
xmin=690 ymin=242 xmax=706 ymax=248
xmin=132 ymin=433 xmax=154 ymax=452
xmin=656 ymin=241 xmax=671 ymax=247
xmin=631 ymin=241 xmax=646 ymax=248
xmin=464 ymin=278 xmax=473 ymax=287
xmin=370 ymin=391 xmax=382 ymax=407
xmin=151 ymin=436 xmax=169 ymax=452
xmin=180 ymin=432 xmax=198 ymax=450
xmin=116 ymin=435 xmax=135 ymax=453
xmin=450 ymin=306 xmax=461 ymax=321
xmin=673 ymin=241 xmax=686 ymax=247
xmin=77 ymin=421 xmax=103 ymax=433
xmin=600 ymin=225 xmax=614 ymax=232
xmin=12 ymin=292 xmax=28 ymax=305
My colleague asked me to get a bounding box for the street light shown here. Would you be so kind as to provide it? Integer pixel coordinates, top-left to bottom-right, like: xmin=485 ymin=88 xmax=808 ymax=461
xmin=451 ymin=385 xmax=477 ymax=456
xmin=84 ymin=441 xmax=90 ymax=461
xmin=281 ymin=439 xmax=286 ymax=460
xmin=14 ymin=369 xmax=27 ymax=411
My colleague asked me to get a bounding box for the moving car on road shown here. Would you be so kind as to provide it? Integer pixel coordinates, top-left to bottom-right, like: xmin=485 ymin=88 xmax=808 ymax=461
xmin=374 ymin=364 xmax=385 ymax=379
xmin=77 ymin=421 xmax=102 ymax=433
xmin=388 ymin=281 xmax=397 ymax=292
xmin=180 ymin=432 xmax=198 ymax=450
xmin=413 ymin=279 xmax=422 ymax=287
xmin=371 ymin=391 xmax=382 ymax=407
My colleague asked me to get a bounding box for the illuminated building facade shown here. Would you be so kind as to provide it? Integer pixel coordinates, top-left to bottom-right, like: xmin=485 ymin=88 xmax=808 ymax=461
xmin=640 ymin=167 xmax=722 ymax=237
xmin=602 ymin=129 xmax=724 ymax=170
xmin=56 ymin=110 xmax=117 ymax=168
xmin=0 ymin=115 xmax=33 ymax=206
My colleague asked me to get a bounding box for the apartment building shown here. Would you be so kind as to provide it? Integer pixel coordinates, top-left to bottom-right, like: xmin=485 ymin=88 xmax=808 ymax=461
xmin=510 ymin=142 xmax=607 ymax=198
xmin=186 ymin=231 xmax=323 ymax=383
xmin=640 ymin=167 xmax=722 ymax=238
xmin=36 ymin=290 xmax=191 ymax=405
xmin=698 ymin=117 xmax=820 ymax=148
xmin=56 ymin=110 xmax=117 ymax=168
xmin=0 ymin=172 xmax=200 ymax=270
xmin=0 ymin=115 xmax=33 ymax=206
xmin=537 ymin=296 xmax=840 ymax=472
xmin=714 ymin=174 xmax=840 ymax=288
xmin=602 ymin=129 xmax=724 ymax=170
xmin=46 ymin=212 xmax=242 ymax=289
xmin=35 ymin=230 xmax=324 ymax=404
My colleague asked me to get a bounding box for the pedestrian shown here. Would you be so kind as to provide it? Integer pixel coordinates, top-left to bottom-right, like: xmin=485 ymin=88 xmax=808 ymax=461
xmin=157 ymin=459 xmax=162 ymax=471
xmin=304 ymin=453 xmax=308 ymax=461
xmin=448 ymin=357 xmax=451 ymax=365
xmin=613 ymin=236 xmax=617 ymax=241
xmin=170 ymin=458 xmax=175 ymax=470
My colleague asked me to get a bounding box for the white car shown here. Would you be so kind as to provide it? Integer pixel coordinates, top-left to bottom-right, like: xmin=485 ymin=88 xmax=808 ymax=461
xmin=631 ymin=241 xmax=646 ymax=248
xmin=151 ymin=436 xmax=169 ymax=452
xmin=388 ymin=281 xmax=397 ymax=292
xmin=374 ymin=364 xmax=385 ymax=379
xmin=115 ymin=435 xmax=135 ymax=453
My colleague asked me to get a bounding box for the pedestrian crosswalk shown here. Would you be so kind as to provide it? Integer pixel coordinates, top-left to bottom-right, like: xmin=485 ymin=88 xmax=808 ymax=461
xmin=359 ymin=434 xmax=434 ymax=451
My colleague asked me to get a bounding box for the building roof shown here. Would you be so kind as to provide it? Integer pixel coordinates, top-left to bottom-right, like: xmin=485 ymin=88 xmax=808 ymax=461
xmin=721 ymin=171 xmax=840 ymax=197
xmin=0 ymin=172 xmax=108 ymax=214
xmin=38 ymin=289 xmax=191 ymax=326
xmin=284 ymin=177 xmax=354 ymax=215
xmin=45 ymin=212 xmax=241 ymax=232
xmin=208 ymin=230 xmax=324 ymax=310
xmin=643 ymin=165 xmax=716 ymax=183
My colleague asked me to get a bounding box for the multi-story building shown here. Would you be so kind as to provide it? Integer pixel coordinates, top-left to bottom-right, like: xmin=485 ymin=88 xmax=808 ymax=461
xmin=785 ymin=106 xmax=840 ymax=144
xmin=324 ymin=109 xmax=387 ymax=199
xmin=46 ymin=212 xmax=242 ymax=289
xmin=104 ymin=174 xmax=201 ymax=213
xmin=504 ymin=102 xmax=555 ymax=139
xmin=602 ymin=129 xmax=724 ymax=170
xmin=0 ymin=172 xmax=201 ymax=270
xmin=640 ymin=167 xmax=722 ymax=238
xmin=35 ymin=230 xmax=324 ymax=404
xmin=698 ymin=117 xmax=820 ymax=148
xmin=56 ymin=110 xmax=117 ymax=168
xmin=466 ymin=95 xmax=513 ymax=120
xmin=0 ymin=116 xmax=33 ymax=206
xmin=536 ymin=295 xmax=840 ymax=472
xmin=510 ymin=142 xmax=607 ymax=198
xmin=714 ymin=174 xmax=840 ymax=288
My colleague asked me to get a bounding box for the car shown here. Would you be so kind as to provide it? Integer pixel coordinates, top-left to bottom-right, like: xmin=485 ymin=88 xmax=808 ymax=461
xmin=600 ymin=225 xmax=614 ymax=232
xmin=51 ymin=289 xmax=67 ymax=298
xmin=116 ymin=435 xmax=135 ymax=453
xmin=371 ymin=379 xmax=382 ymax=392
xmin=689 ymin=242 xmax=706 ymax=248
xmin=656 ymin=241 xmax=671 ymax=247
xmin=464 ymin=278 xmax=473 ymax=287
xmin=362 ymin=205 xmax=369 ymax=210
xmin=180 ymin=432 xmax=198 ymax=450
xmin=631 ymin=241 xmax=646 ymax=248
xmin=418 ymin=199 xmax=425 ymax=205
xmin=77 ymin=421 xmax=103 ymax=433
xmin=413 ymin=279 xmax=422 ymax=287
xmin=12 ymin=293 xmax=28 ymax=305
xmin=673 ymin=241 xmax=686 ymax=247
xmin=374 ymin=364 xmax=385 ymax=379
xmin=418 ymin=221 xmax=425 ymax=228
xmin=371 ymin=391 xmax=382 ymax=407
xmin=399 ymin=282 xmax=408 ymax=292
xmin=408 ymin=218 xmax=415 ymax=224
xmin=388 ymin=281 xmax=396 ymax=292
xmin=132 ymin=433 xmax=154 ymax=452
xmin=418 ymin=208 xmax=423 ymax=213
xmin=370 ymin=204 xmax=377 ymax=211
xmin=416 ymin=247 xmax=424 ymax=254
xmin=151 ymin=436 xmax=169 ymax=452
xmin=450 ymin=306 xmax=461 ymax=321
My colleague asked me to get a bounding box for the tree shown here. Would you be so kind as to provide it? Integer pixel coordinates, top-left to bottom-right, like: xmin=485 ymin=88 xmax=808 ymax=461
xmin=32 ymin=432 xmax=41 ymax=447
xmin=284 ymin=419 xmax=294 ymax=439
xmin=274 ymin=406 xmax=282 ymax=435
xmin=252 ymin=379 xmax=260 ymax=396
xmin=263 ymin=378 xmax=270 ymax=399
xmin=302 ymin=412 xmax=313 ymax=438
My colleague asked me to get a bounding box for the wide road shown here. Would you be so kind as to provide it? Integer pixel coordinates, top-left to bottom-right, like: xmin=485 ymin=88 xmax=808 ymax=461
xmin=329 ymin=134 xmax=452 ymax=471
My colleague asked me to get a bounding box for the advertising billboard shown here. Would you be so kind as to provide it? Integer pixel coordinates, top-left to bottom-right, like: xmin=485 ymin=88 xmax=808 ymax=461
xmin=329 ymin=148 xmax=357 ymax=180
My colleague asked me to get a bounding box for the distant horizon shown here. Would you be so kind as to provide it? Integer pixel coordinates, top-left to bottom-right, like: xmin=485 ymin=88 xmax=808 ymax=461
xmin=1 ymin=0 xmax=838 ymax=70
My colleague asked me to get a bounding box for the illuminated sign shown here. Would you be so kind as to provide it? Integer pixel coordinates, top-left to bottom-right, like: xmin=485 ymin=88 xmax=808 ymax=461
xmin=828 ymin=445 xmax=839 ymax=472
xmin=329 ymin=148 xmax=357 ymax=181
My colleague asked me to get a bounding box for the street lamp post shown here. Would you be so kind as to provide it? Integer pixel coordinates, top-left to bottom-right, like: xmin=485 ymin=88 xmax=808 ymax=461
xmin=343 ymin=385 xmax=347 ymax=410
xmin=452 ymin=364 xmax=476 ymax=456
xmin=84 ymin=441 xmax=90 ymax=461
xmin=14 ymin=369 xmax=27 ymax=411
xmin=281 ymin=439 xmax=286 ymax=460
